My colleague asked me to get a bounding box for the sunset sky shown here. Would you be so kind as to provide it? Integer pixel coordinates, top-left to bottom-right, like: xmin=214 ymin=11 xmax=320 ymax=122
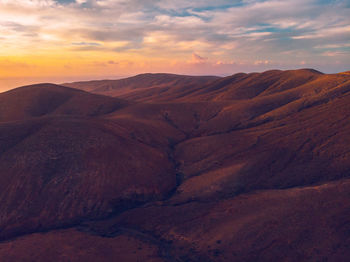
xmin=0 ymin=0 xmax=349 ymax=90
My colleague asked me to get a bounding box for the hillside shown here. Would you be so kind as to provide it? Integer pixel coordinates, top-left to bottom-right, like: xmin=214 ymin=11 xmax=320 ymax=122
xmin=1 ymin=69 xmax=350 ymax=261
xmin=63 ymin=73 xmax=219 ymax=98
xmin=0 ymin=83 xmax=128 ymax=122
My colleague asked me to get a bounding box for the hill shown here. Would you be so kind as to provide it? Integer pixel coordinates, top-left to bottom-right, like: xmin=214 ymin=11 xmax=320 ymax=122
xmin=0 ymin=83 xmax=128 ymax=122
xmin=63 ymin=73 xmax=219 ymax=99
xmin=1 ymin=69 xmax=350 ymax=261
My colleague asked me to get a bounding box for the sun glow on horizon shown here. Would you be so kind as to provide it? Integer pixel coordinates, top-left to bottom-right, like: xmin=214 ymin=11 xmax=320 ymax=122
xmin=0 ymin=0 xmax=349 ymax=91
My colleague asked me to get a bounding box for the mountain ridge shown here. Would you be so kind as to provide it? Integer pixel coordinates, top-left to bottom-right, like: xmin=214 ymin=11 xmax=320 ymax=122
xmin=0 ymin=69 xmax=349 ymax=261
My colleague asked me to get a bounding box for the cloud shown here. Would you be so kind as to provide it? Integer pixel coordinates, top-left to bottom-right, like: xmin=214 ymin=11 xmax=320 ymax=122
xmin=254 ymin=60 xmax=271 ymax=65
xmin=72 ymin=42 xmax=101 ymax=46
xmin=108 ymin=60 xmax=118 ymax=65
xmin=322 ymin=51 xmax=348 ymax=57
xmin=190 ymin=53 xmax=208 ymax=64
xmin=0 ymin=0 xmax=348 ymax=76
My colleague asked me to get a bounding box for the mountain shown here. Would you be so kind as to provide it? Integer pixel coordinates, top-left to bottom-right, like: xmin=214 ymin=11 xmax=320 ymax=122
xmin=63 ymin=73 xmax=219 ymax=99
xmin=1 ymin=69 xmax=350 ymax=261
xmin=64 ymin=69 xmax=324 ymax=102
xmin=0 ymin=83 xmax=128 ymax=122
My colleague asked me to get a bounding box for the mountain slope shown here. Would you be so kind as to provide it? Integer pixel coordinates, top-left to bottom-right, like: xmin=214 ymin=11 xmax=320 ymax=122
xmin=1 ymin=70 xmax=350 ymax=261
xmin=180 ymin=68 xmax=323 ymax=101
xmin=0 ymin=116 xmax=178 ymax=241
xmin=64 ymin=69 xmax=325 ymax=103
xmin=0 ymin=83 xmax=128 ymax=122
xmin=63 ymin=73 xmax=219 ymax=98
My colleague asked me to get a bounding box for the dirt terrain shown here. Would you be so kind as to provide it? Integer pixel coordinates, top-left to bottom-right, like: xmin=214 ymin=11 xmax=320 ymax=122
xmin=0 ymin=69 xmax=350 ymax=261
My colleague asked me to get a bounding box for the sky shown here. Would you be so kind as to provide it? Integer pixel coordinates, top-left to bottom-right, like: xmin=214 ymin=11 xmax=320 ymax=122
xmin=0 ymin=0 xmax=349 ymax=91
